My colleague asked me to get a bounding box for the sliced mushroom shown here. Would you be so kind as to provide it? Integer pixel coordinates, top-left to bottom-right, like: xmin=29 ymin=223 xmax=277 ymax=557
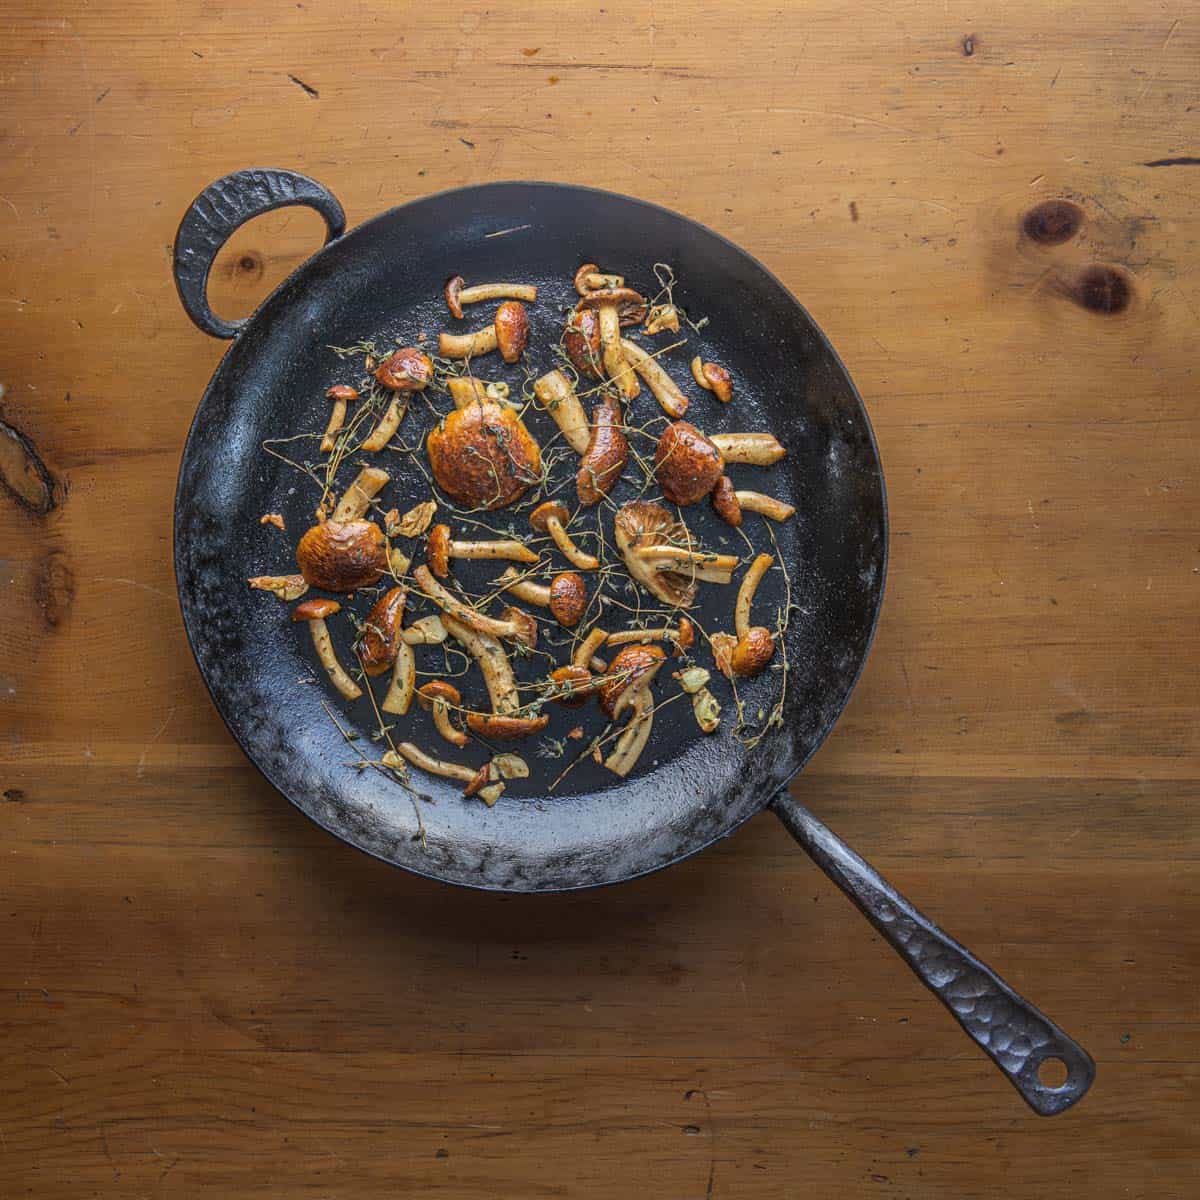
xmin=598 ymin=302 xmax=638 ymax=400
xmin=248 ymin=574 xmax=308 ymax=601
xmin=426 ymin=523 xmax=539 ymax=578
xmin=534 ymin=369 xmax=590 ymax=454
xmin=690 ymin=357 xmax=733 ymax=403
xmin=321 ymin=384 xmax=357 ymax=453
xmin=296 ymin=519 xmax=388 ymax=592
xmin=530 ymin=501 xmax=599 ymax=570
xmin=711 ymin=475 xmax=741 ymax=526
xmin=395 ymin=499 xmax=438 ymax=538
xmin=612 ymin=501 xmax=697 ymax=608
xmin=292 ymin=598 xmax=362 ymax=700
xmin=382 ymin=640 xmax=416 ymax=714
xmin=413 ymin=565 xmax=538 ymax=648
xmin=576 ymin=287 xmax=648 ymax=326
xmin=426 ymin=400 xmax=542 ymax=510
xmin=576 ymin=393 xmax=628 ymax=507
xmin=374 ymin=347 xmax=433 ymax=393
xmin=438 ymin=300 xmax=530 ymax=363
xmin=384 ymin=743 xmax=477 ymax=786
xmin=605 ymin=616 xmax=694 ymax=654
xmin=388 ymin=546 xmax=412 ymax=576
xmin=618 ymin=338 xmax=688 ymax=418
xmin=716 ymin=552 xmax=777 ymax=678
xmin=332 ymin=466 xmax=391 ymax=522
xmin=358 ymin=586 xmax=407 ymax=675
xmin=735 ymin=490 xmax=795 ymax=522
xmin=674 ymin=666 xmax=721 ymax=733
xmin=562 ymin=306 xmax=604 ymax=379
xmin=491 ymin=753 xmax=530 ymax=780
xmin=709 ymin=432 xmax=786 ymax=465
xmin=574 ymin=264 xmax=625 ymax=294
xmin=644 ymin=304 xmax=681 ymax=335
xmin=601 ymin=644 xmax=667 ymax=777
xmin=548 ymin=665 xmax=597 ymax=707
xmin=465 ymin=711 xmax=550 ymax=739
xmin=654 ymin=421 xmax=725 ymax=505
xmin=496 ymin=567 xmax=588 ymax=627
xmin=401 ymin=614 xmax=448 ymax=645
xmin=447 ymin=376 xmax=489 ymax=409
xmin=440 ymin=611 xmax=519 ymax=715
xmin=636 ymin=546 xmax=738 ymax=583
xmin=418 ymin=680 xmax=468 ymax=747
xmin=444 ymin=275 xmax=537 ymax=318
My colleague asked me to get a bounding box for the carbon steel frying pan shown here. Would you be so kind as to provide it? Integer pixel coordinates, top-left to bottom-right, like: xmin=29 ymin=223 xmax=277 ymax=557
xmin=173 ymin=170 xmax=1094 ymax=1114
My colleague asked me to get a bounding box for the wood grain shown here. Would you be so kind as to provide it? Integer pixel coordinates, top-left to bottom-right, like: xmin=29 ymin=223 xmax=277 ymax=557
xmin=1 ymin=1 xmax=1197 ymax=1195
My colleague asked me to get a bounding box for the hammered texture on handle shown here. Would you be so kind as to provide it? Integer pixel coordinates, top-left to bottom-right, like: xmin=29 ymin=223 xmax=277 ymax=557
xmin=772 ymin=792 xmax=1095 ymax=1116
xmin=173 ymin=168 xmax=346 ymax=338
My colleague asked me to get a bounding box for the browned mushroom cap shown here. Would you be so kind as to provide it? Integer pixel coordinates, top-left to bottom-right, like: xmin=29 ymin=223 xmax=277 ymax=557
xmin=676 ymin=616 xmax=695 ymax=655
xmin=418 ymin=679 xmax=461 ymax=708
xmin=576 ymin=394 xmax=628 ymax=507
xmin=374 ymin=347 xmax=434 ymax=392
xmin=444 ymin=274 xmax=466 ymax=319
xmin=529 ymin=499 xmax=568 ymax=533
xmin=291 ymin=597 xmax=341 ymax=621
xmin=574 ymin=262 xmax=600 ymax=295
xmin=426 ymin=402 xmax=542 ymax=510
xmin=654 ymin=421 xmax=726 ymax=506
xmin=465 ymin=711 xmax=551 ymax=739
xmin=691 ymin=357 xmax=733 ymax=403
xmin=499 ymin=605 xmax=539 ymax=648
xmin=563 ymin=306 xmax=603 ymax=378
xmin=600 ymin=644 xmax=667 ymax=718
xmin=613 ymin=501 xmax=697 ymax=608
xmin=359 ymin=586 xmax=407 ymax=675
xmin=548 ymin=572 xmax=587 ymax=627
xmin=427 ymin=524 xmax=452 ymax=578
xmin=494 ymin=301 xmax=530 ymax=364
xmin=710 ymin=475 xmax=742 ymax=526
xmin=549 ymin=664 xmax=595 ymax=707
xmin=731 ymin=626 xmax=775 ymax=677
xmin=296 ymin=519 xmax=388 ymax=592
xmin=576 ymin=287 xmax=648 ymax=327
xmin=326 ymin=384 xmax=359 ymax=402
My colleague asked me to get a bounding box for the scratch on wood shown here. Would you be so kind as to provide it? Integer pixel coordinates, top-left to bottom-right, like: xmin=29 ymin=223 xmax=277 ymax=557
xmin=1161 ymin=18 xmax=1180 ymax=51
xmin=287 ymin=74 xmax=319 ymax=98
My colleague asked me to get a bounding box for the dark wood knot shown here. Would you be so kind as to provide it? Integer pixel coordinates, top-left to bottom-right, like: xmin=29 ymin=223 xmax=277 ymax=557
xmin=1022 ymin=199 xmax=1083 ymax=246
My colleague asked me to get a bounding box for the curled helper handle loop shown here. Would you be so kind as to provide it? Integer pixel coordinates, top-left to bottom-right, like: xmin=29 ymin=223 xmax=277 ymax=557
xmin=772 ymin=792 xmax=1096 ymax=1116
xmin=173 ymin=168 xmax=346 ymax=339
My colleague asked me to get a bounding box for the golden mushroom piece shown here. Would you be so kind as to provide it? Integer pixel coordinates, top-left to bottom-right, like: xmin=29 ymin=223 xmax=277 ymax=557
xmin=291 ymin=598 xmax=361 ymax=701
xmin=320 ymin=384 xmax=357 ymax=453
xmin=426 ymin=400 xmax=542 ymax=511
xmin=530 ymin=500 xmax=599 ymax=570
xmin=690 ymin=357 xmax=733 ymax=403
xmin=417 ymin=680 xmax=468 ymax=747
xmin=358 ymin=586 xmax=407 ymax=675
xmin=413 ymin=565 xmax=539 ymax=648
xmin=444 ymin=275 xmax=538 ymax=319
xmin=496 ymin=567 xmax=589 ymax=627
xmin=576 ymin=394 xmax=628 ymax=507
xmin=562 ymin=306 xmax=604 ymax=379
xmin=438 ymin=300 xmax=530 ymax=363
xmin=600 ymin=643 xmax=668 ymax=777
xmin=426 ymin=523 xmax=539 ymax=579
xmin=713 ymin=553 xmax=777 ymax=679
xmin=653 ymin=421 xmax=725 ymax=506
xmin=295 ymin=519 xmax=388 ymax=592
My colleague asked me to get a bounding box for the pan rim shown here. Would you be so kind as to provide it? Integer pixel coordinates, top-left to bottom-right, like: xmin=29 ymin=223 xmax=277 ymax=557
xmin=172 ymin=178 xmax=888 ymax=893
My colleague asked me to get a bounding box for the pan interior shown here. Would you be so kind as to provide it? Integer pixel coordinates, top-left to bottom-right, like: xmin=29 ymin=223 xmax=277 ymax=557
xmin=175 ymin=182 xmax=886 ymax=891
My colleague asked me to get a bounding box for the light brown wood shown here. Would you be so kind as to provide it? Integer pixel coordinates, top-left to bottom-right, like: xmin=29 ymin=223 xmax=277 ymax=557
xmin=1 ymin=1 xmax=1198 ymax=1195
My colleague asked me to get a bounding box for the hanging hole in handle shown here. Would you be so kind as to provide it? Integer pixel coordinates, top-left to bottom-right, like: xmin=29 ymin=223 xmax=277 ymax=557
xmin=205 ymin=208 xmax=332 ymax=327
xmin=1036 ymin=1056 xmax=1070 ymax=1089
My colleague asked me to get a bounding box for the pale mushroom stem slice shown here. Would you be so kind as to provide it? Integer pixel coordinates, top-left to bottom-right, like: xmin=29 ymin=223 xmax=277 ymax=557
xmin=441 ymin=611 xmax=520 ymax=716
xmin=709 ymin=432 xmax=786 ymax=465
xmin=618 ymin=339 xmax=688 ymax=418
xmin=248 ymin=574 xmax=309 ymax=601
xmin=736 ymin=553 xmax=775 ymax=639
xmin=385 ymin=743 xmax=477 ymax=785
xmin=734 ymin=491 xmax=795 ymax=521
xmin=458 ymin=282 xmax=538 ymax=306
xmin=304 ymin=616 xmax=362 ymax=700
xmin=439 ymin=327 xmax=500 ymax=359
xmin=332 ymin=466 xmax=390 ymax=522
xmin=321 ymin=386 xmax=357 ymax=453
xmin=637 ymin=545 xmax=740 ymax=583
xmin=605 ymin=692 xmax=656 ymax=778
xmin=600 ymin=306 xmax=639 ymax=400
xmin=450 ymin=538 xmax=539 ymax=564
xmin=414 ymin=566 xmax=537 ymax=647
xmin=361 ymin=397 xmax=408 ymax=452
xmin=496 ymin=567 xmax=551 ymax=607
xmin=447 ymin=377 xmax=489 ymax=409
xmin=571 ymin=626 xmax=609 ymax=672
xmin=533 ymin=369 xmax=591 ymax=455
xmin=401 ymin=614 xmax=448 ymax=645
xmin=381 ymin=640 xmax=416 ymax=714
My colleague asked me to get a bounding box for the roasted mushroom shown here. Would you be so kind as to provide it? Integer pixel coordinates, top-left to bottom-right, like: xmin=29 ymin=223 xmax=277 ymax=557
xmin=530 ymin=500 xmax=599 ymax=570
xmin=709 ymin=432 xmax=786 ymax=465
xmin=690 ymin=357 xmax=733 ymax=403
xmin=332 ymin=466 xmax=390 ymax=522
xmin=426 ymin=523 xmax=539 ymax=578
xmin=374 ymin=347 xmax=434 ymax=393
xmin=548 ymin=664 xmax=597 ymax=707
xmin=358 ymin=586 xmax=407 ymax=675
xmin=292 ymin=598 xmax=362 ymax=700
xmin=562 ymin=306 xmax=603 ymax=379
xmin=418 ymin=680 xmax=468 ymax=747
xmin=465 ymin=711 xmax=550 ymax=739
xmin=710 ymin=475 xmax=741 ymax=526
xmin=576 ymin=393 xmax=628 ymax=506
xmin=533 ymin=369 xmax=590 ymax=454
xmin=601 ymin=644 xmax=667 ymax=777
xmin=733 ymin=490 xmax=794 ymax=523
xmin=605 ymin=616 xmax=694 ymax=655
xmin=444 ymin=275 xmax=537 ymax=319
xmin=618 ymin=338 xmax=688 ymax=418
xmin=574 ymin=264 xmax=625 ymax=294
xmin=321 ymin=384 xmax=357 ymax=453
xmin=714 ymin=552 xmax=777 ymax=678
xmin=426 ymin=399 xmax=542 ymax=510
xmin=496 ymin=567 xmax=588 ymax=627
xmin=440 ymin=612 xmax=520 ymax=716
xmin=248 ymin=574 xmax=308 ymax=601
xmin=438 ymin=300 xmax=530 ymax=363
xmin=577 ymin=288 xmax=648 ymax=401
xmin=653 ymin=421 xmax=725 ymax=506
xmin=612 ymin=501 xmax=697 ymax=608
xmin=383 ymin=744 xmax=495 ymax=800
xmin=644 ymin=304 xmax=681 ymax=335
xmin=296 ymin=519 xmax=388 ymax=592
xmin=414 ymin=565 xmax=538 ymax=648
xmin=447 ymin=376 xmax=489 ymax=409
xmin=401 ymin=614 xmax=448 ymax=645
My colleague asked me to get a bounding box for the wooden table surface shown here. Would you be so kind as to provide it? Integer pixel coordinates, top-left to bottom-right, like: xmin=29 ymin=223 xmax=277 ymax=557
xmin=2 ymin=2 xmax=1198 ymax=1195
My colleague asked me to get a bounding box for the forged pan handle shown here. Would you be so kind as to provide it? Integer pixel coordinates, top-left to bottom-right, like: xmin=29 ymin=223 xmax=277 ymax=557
xmin=772 ymin=793 xmax=1095 ymax=1116
xmin=173 ymin=168 xmax=346 ymax=339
